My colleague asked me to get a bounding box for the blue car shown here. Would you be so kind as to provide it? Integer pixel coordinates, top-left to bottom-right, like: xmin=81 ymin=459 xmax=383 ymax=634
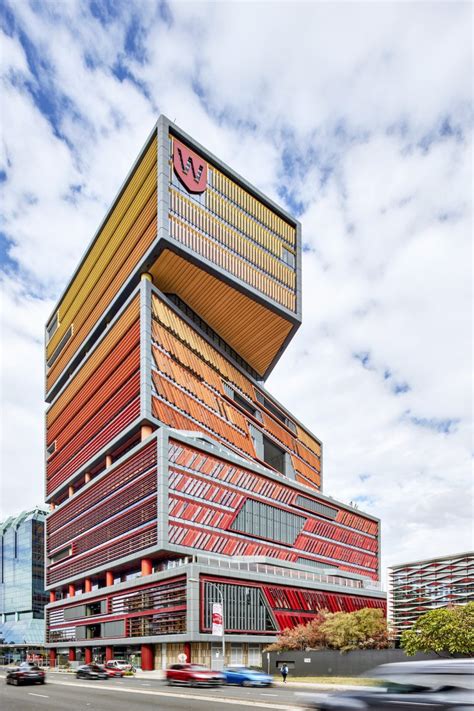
xmin=223 ymin=666 xmax=273 ymax=687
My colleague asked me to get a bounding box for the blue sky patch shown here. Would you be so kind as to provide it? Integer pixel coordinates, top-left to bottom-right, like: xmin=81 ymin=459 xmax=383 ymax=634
xmin=404 ymin=411 xmax=460 ymax=434
xmin=392 ymin=381 xmax=411 ymax=395
xmin=124 ymin=14 xmax=148 ymax=64
xmin=89 ymin=0 xmax=123 ymax=26
xmin=353 ymin=350 xmax=372 ymax=369
xmin=0 ymin=233 xmax=19 ymax=273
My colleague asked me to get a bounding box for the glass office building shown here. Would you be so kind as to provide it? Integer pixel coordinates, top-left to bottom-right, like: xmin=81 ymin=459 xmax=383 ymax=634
xmin=0 ymin=507 xmax=48 ymax=645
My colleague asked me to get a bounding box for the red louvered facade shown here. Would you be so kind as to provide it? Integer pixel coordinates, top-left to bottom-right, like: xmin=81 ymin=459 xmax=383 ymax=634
xmin=45 ymin=116 xmax=385 ymax=671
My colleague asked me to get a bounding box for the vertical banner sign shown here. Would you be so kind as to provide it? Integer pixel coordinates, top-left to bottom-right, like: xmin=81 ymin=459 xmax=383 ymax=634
xmin=212 ymin=602 xmax=223 ymax=636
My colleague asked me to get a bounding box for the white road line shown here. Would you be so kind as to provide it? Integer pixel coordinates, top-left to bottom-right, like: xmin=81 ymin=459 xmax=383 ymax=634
xmin=2 ymin=675 xmax=297 ymax=709
xmin=28 ymin=693 xmax=49 ymax=698
xmin=36 ymin=679 xmax=296 ymax=709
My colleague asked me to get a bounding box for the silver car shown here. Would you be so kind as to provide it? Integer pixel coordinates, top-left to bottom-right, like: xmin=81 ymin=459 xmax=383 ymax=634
xmin=298 ymin=659 xmax=474 ymax=710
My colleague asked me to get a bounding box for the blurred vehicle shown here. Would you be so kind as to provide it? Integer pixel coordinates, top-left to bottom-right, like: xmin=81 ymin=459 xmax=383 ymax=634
xmin=223 ymin=665 xmax=273 ymax=687
xmin=298 ymin=659 xmax=474 ymax=710
xmin=105 ymin=659 xmax=132 ymax=672
xmin=104 ymin=662 xmax=125 ymax=677
xmin=6 ymin=662 xmax=46 ymax=686
xmin=166 ymin=663 xmax=225 ymax=686
xmin=75 ymin=663 xmax=109 ymax=680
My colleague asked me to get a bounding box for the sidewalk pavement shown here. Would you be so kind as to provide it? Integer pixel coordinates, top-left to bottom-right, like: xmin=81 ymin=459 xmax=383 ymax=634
xmin=134 ymin=669 xmax=165 ymax=680
xmin=134 ymin=670 xmax=360 ymax=689
xmin=34 ymin=667 xmax=360 ymax=690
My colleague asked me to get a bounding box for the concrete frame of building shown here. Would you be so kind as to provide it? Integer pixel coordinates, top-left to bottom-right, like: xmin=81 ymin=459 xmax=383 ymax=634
xmin=46 ymin=556 xmax=385 ymax=669
xmin=44 ymin=116 xmax=386 ymax=671
xmin=45 ymin=429 xmax=385 ymax=670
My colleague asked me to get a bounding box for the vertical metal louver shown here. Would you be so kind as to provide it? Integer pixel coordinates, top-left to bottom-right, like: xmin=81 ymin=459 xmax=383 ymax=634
xmin=231 ymin=499 xmax=306 ymax=544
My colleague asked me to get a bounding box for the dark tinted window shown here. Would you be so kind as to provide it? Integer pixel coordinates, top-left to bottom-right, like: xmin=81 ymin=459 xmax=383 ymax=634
xmin=231 ymin=498 xmax=305 ymax=544
xmin=263 ymin=436 xmax=286 ymax=474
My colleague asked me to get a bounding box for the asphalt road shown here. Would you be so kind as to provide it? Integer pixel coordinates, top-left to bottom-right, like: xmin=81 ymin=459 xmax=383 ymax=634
xmin=0 ymin=673 xmax=308 ymax=711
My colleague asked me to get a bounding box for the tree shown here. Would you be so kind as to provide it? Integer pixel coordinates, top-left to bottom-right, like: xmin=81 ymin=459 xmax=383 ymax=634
xmin=265 ymin=610 xmax=329 ymax=651
xmin=265 ymin=607 xmax=390 ymax=653
xmin=320 ymin=608 xmax=390 ymax=652
xmin=401 ymin=602 xmax=474 ymax=657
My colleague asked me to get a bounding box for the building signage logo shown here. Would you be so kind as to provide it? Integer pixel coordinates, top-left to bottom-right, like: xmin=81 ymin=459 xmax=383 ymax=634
xmin=211 ymin=602 xmax=223 ymax=636
xmin=173 ymin=139 xmax=207 ymax=194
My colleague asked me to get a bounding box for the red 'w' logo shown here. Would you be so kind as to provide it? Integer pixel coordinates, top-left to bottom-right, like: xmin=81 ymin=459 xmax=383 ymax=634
xmin=173 ymin=139 xmax=207 ymax=194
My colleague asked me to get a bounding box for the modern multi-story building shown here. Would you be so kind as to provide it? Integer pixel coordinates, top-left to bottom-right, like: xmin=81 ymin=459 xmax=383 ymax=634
xmin=0 ymin=507 xmax=48 ymax=650
xmin=44 ymin=116 xmax=385 ymax=670
xmin=389 ymin=551 xmax=474 ymax=636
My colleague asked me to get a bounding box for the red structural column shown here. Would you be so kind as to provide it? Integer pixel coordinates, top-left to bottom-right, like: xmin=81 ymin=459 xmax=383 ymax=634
xmin=49 ymin=649 xmax=56 ymax=667
xmin=141 ymin=558 xmax=152 ymax=576
xmin=141 ymin=644 xmax=154 ymax=671
xmin=106 ymin=571 xmax=114 ymax=587
xmin=184 ymin=642 xmax=191 ymax=663
xmin=85 ymin=648 xmax=92 ymax=664
xmin=68 ymin=584 xmax=75 ymax=598
xmin=84 ymin=578 xmax=92 ymax=593
xmin=68 ymin=648 xmax=76 ymax=662
xmin=49 ymin=591 xmax=56 ymax=603
xmin=105 ymin=646 xmax=113 ymax=662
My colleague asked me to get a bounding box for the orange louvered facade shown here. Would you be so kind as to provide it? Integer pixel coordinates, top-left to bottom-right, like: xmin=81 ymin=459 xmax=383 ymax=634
xmin=150 ymin=292 xmax=321 ymax=489
xmin=45 ymin=116 xmax=384 ymax=670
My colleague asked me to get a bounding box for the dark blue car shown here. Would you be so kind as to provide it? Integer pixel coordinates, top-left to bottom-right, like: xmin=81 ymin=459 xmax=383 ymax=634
xmin=223 ymin=666 xmax=273 ymax=687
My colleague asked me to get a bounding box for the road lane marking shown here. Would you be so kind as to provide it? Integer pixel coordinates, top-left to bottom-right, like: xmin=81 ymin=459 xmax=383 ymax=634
xmin=29 ymin=679 xmax=296 ymax=709
xmin=28 ymin=693 xmax=49 ymax=698
xmin=1 ymin=675 xmax=297 ymax=710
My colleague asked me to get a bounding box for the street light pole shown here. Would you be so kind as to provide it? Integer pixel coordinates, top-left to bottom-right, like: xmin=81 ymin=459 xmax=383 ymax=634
xmin=188 ymin=577 xmax=226 ymax=668
xmin=207 ymin=581 xmax=225 ymax=667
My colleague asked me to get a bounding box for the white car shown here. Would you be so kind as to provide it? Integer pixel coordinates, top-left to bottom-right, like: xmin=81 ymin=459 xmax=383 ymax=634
xmin=106 ymin=660 xmax=133 ymax=672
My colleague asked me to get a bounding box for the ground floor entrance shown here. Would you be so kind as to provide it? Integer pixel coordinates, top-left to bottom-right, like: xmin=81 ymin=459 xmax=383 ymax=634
xmin=50 ymin=641 xmax=265 ymax=671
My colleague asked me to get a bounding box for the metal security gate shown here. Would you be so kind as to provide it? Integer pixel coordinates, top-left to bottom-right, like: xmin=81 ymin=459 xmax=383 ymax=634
xmin=210 ymin=642 xmax=224 ymax=670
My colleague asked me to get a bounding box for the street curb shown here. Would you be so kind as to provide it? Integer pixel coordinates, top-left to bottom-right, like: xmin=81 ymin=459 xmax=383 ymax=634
xmin=273 ymin=681 xmax=362 ymax=690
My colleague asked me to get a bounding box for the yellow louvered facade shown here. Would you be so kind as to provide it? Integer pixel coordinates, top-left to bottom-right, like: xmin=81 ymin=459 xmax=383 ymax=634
xmin=45 ymin=118 xmax=300 ymax=399
xmin=45 ymin=137 xmax=157 ymax=393
xmin=169 ymin=136 xmax=297 ymax=317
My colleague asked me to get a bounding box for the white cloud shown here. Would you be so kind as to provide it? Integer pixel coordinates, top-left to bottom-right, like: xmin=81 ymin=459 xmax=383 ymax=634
xmin=0 ymin=1 xmax=472 ymax=579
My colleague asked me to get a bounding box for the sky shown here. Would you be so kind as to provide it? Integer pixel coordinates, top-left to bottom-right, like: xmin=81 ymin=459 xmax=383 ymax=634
xmin=0 ymin=0 xmax=472 ymax=579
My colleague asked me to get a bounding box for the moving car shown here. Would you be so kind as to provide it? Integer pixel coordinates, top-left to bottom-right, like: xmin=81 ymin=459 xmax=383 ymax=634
xmin=105 ymin=659 xmax=133 ymax=672
xmin=298 ymin=659 xmax=474 ymax=710
xmin=76 ymin=663 xmax=109 ymax=680
xmin=166 ymin=663 xmax=225 ymax=687
xmin=104 ymin=662 xmax=125 ymax=678
xmin=223 ymin=665 xmax=273 ymax=687
xmin=6 ymin=662 xmax=46 ymax=686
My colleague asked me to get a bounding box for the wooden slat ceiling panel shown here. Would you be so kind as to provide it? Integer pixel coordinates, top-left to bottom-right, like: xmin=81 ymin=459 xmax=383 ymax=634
xmin=150 ymin=250 xmax=293 ymax=376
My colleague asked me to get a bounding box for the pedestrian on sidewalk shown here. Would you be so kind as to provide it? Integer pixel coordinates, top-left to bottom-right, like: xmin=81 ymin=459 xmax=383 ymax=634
xmin=280 ymin=663 xmax=289 ymax=683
